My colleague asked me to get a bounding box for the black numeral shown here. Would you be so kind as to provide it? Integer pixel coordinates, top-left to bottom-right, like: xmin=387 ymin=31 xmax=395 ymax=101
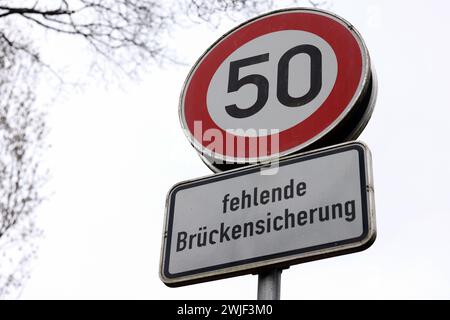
xmin=225 ymin=53 xmax=270 ymax=119
xmin=277 ymin=44 xmax=322 ymax=107
xmin=225 ymin=45 xmax=322 ymax=118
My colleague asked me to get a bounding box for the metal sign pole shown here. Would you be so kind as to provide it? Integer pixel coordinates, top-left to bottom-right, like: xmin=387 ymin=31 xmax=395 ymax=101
xmin=257 ymin=269 xmax=282 ymax=300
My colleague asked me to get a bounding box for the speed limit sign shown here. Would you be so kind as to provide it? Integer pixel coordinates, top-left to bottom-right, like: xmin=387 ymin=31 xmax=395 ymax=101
xmin=179 ymin=8 xmax=376 ymax=171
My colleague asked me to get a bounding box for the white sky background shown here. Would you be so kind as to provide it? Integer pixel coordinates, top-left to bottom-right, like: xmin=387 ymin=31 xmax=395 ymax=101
xmin=19 ymin=0 xmax=450 ymax=299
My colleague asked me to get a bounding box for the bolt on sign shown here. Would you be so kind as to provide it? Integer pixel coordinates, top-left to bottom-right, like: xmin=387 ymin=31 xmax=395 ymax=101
xmin=179 ymin=8 xmax=377 ymax=172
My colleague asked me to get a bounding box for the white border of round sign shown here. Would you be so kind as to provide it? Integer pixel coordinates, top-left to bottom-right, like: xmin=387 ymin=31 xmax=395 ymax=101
xmin=179 ymin=8 xmax=371 ymax=164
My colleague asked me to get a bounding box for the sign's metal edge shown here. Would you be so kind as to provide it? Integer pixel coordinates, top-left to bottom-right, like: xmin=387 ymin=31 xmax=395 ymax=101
xmin=159 ymin=141 xmax=376 ymax=287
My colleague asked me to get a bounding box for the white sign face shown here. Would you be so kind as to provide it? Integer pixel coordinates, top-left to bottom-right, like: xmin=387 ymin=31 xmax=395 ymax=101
xmin=207 ymin=30 xmax=338 ymax=135
xmin=160 ymin=142 xmax=376 ymax=287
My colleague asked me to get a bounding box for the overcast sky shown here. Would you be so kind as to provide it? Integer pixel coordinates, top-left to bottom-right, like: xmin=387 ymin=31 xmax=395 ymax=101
xmin=19 ymin=0 xmax=450 ymax=299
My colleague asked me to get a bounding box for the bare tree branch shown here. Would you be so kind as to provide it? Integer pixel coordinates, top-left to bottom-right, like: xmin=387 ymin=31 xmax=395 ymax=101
xmin=0 ymin=5 xmax=74 ymax=18
xmin=0 ymin=0 xmax=306 ymax=78
xmin=0 ymin=29 xmax=46 ymax=298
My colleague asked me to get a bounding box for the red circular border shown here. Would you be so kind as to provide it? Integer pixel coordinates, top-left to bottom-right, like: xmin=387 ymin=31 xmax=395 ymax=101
xmin=183 ymin=11 xmax=363 ymax=159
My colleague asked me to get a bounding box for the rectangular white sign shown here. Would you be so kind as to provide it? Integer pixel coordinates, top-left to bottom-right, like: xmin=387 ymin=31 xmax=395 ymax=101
xmin=160 ymin=142 xmax=376 ymax=287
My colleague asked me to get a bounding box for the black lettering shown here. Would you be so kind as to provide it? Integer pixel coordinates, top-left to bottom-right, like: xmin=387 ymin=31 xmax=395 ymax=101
xmin=309 ymin=208 xmax=317 ymax=224
xmin=345 ymin=200 xmax=356 ymax=222
xmin=189 ymin=233 xmax=196 ymax=249
xmin=197 ymin=227 xmax=207 ymax=247
xmin=274 ymin=216 xmax=283 ymax=231
xmin=176 ymin=232 xmax=187 ymax=252
xmin=318 ymin=206 xmax=329 ymax=222
xmin=222 ymin=194 xmax=230 ymax=214
xmin=297 ymin=210 xmax=308 ymax=226
xmin=230 ymin=197 xmax=240 ymax=211
xmin=296 ymin=182 xmax=307 ymax=196
xmin=332 ymin=203 xmax=343 ymax=219
xmin=220 ymin=223 xmax=231 ymax=242
xmin=232 ymin=225 xmax=242 ymax=239
xmin=255 ymin=219 xmax=265 ymax=235
xmin=271 ymin=187 xmax=282 ymax=202
xmin=284 ymin=179 xmax=294 ymax=199
xmin=253 ymin=187 xmax=259 ymax=206
xmin=260 ymin=190 xmax=270 ymax=204
xmin=241 ymin=190 xmax=251 ymax=209
xmin=209 ymin=229 xmax=218 ymax=244
xmin=284 ymin=209 xmax=295 ymax=229
xmin=243 ymin=222 xmax=254 ymax=237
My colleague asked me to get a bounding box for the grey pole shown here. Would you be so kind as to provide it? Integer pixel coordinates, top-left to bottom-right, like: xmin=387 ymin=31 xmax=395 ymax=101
xmin=257 ymin=269 xmax=282 ymax=300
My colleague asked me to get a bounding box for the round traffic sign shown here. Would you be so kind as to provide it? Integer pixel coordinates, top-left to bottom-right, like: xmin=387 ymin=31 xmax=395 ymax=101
xmin=179 ymin=8 xmax=376 ymax=171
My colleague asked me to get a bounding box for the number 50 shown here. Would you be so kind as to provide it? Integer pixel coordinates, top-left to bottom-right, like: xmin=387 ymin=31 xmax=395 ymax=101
xmin=225 ymin=44 xmax=322 ymax=119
